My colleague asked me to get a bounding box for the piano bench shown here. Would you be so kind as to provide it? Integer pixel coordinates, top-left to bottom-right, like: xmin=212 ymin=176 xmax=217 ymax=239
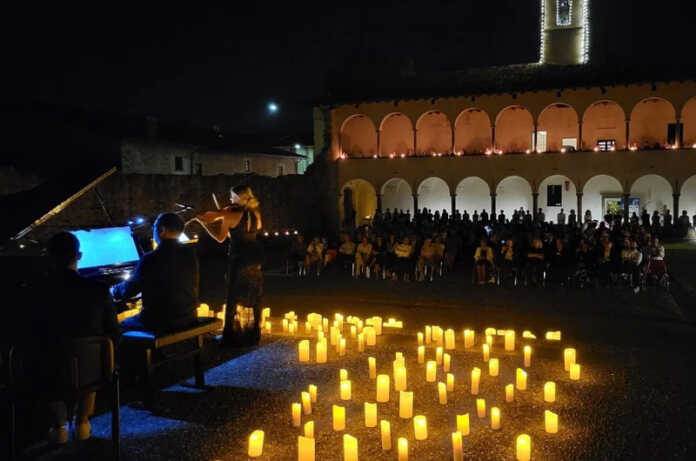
xmin=121 ymin=318 xmax=222 ymax=408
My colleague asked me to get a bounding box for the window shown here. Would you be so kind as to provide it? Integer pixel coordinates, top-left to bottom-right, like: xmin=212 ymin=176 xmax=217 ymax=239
xmin=547 ymin=185 xmax=563 ymax=207
xmin=533 ymin=131 xmax=548 ymax=152
xmin=277 ymin=164 xmax=285 ymax=176
xmin=174 ymin=156 xmax=184 ymax=172
xmin=562 ymin=138 xmax=578 ymax=150
xmin=243 ymin=159 xmax=251 ymax=173
xmin=597 ymin=139 xmax=616 ymax=152
xmin=557 ymin=0 xmax=572 ymax=26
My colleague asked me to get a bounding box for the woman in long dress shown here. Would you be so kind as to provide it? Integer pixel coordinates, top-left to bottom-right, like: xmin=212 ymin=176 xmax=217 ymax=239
xmin=188 ymin=185 xmax=263 ymax=346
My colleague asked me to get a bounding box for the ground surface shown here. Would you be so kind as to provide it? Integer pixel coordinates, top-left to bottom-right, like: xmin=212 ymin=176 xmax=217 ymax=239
xmin=16 ymin=255 xmax=696 ymax=460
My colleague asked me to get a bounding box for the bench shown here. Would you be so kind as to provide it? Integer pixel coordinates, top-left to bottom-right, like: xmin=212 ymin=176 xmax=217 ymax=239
xmin=121 ymin=318 xmax=222 ymax=407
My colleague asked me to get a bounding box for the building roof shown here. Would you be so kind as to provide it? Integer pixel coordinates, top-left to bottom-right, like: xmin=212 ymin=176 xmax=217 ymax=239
xmin=321 ymin=62 xmax=696 ymax=106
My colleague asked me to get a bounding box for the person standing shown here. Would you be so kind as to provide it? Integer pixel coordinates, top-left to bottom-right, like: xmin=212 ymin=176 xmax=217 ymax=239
xmin=557 ymin=208 xmax=566 ymax=225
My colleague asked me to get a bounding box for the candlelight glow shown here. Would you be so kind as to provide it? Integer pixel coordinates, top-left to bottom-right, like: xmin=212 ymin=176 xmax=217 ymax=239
xmin=364 ymin=402 xmax=377 ymax=427
xmin=248 ymin=430 xmax=264 ymax=457
xmin=516 ymin=434 xmax=531 ymax=461
xmin=414 ymin=415 xmax=428 ymax=440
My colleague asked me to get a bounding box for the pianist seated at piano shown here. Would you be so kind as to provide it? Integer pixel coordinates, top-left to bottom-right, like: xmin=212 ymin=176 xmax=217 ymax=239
xmin=111 ymin=212 xmax=200 ymax=334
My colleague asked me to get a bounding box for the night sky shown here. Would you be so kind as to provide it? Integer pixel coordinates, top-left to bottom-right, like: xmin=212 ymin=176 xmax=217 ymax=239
xmin=3 ymin=0 xmax=692 ymax=140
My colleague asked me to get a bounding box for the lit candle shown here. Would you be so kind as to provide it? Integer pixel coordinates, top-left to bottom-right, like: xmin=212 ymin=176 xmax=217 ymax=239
xmin=292 ymin=402 xmax=302 ymax=427
xmin=516 ymin=368 xmax=527 ymax=390
xmin=340 ymin=380 xmax=352 ymax=400
xmin=482 ymin=344 xmax=490 ymax=362
xmin=456 ymin=413 xmax=470 ymax=435
xmin=316 ymin=340 xmax=327 ymax=363
xmin=340 ymin=369 xmax=348 ymax=381
xmin=298 ymin=435 xmax=315 ymax=461
xmin=522 ymin=330 xmax=536 ymax=339
xmin=486 ymin=334 xmax=494 ymax=348
xmin=417 ymin=345 xmax=425 ymax=363
xmin=343 ymin=434 xmax=358 ymax=461
xmin=333 ymin=405 xmax=345 ymax=431
xmin=289 ymin=321 xmax=296 ymax=335
xmin=248 ymin=430 xmax=264 ymax=457
xmin=265 ymin=321 xmax=271 ymax=334
xmin=282 ymin=318 xmax=289 ymax=332
xmin=380 ymin=420 xmax=391 ymax=451
xmin=425 ymin=326 xmax=432 ymax=344
xmin=491 ymin=407 xmax=501 ymax=430
xmin=368 ymin=357 xmax=376 ymax=379
xmin=564 ymin=348 xmax=576 ymax=371
xmin=394 ymin=366 xmax=407 ymax=392
xmin=436 ymin=346 xmax=443 ymax=365
xmin=452 ymin=431 xmax=463 ymax=461
xmin=545 ymin=410 xmax=558 ymax=433
xmin=339 ymin=338 xmax=346 ymax=356
xmin=350 ymin=325 xmax=357 ymax=338
xmin=546 ymin=330 xmax=561 ymax=341
xmin=305 ymin=321 xmax=312 ymax=334
xmin=298 ymin=340 xmax=310 ymax=362
xmin=413 ymin=415 xmax=428 ymax=440
xmin=464 ymin=329 xmax=475 ymax=348
xmin=432 ymin=326 xmax=443 ymax=345
xmin=197 ymin=304 xmax=209 ymax=317
xmin=471 ymin=367 xmax=481 ymax=395
xmin=397 ymin=437 xmax=408 ymax=461
xmin=516 ymin=434 xmax=531 ymax=461
xmin=443 ymin=353 xmax=451 ymax=372
xmin=302 ymin=391 xmax=312 ymax=414
xmin=364 ymin=402 xmax=377 ymax=427
xmin=322 ymin=318 xmax=329 ymax=331
xmin=476 ymin=398 xmax=486 ymax=418
xmin=304 ymin=421 xmax=314 ymax=438
xmin=485 ymin=327 xmax=496 ymax=336
xmin=308 ymin=384 xmax=317 ymax=403
xmin=523 ymin=345 xmax=532 ymax=367
xmin=438 ymin=382 xmax=447 ymax=405
xmin=489 ymin=358 xmax=499 ymax=376
xmin=570 ymin=363 xmax=581 ymax=380
xmin=544 ymin=381 xmax=556 ymax=402
xmin=399 ymin=391 xmax=413 ymax=419
xmin=261 ymin=307 xmax=271 ymax=323
xmin=447 ymin=373 xmax=455 ymax=392
xmin=505 ymin=330 xmax=515 ymax=351
xmin=445 ymin=329 xmax=456 ymax=350
xmin=330 ymin=326 xmax=339 ymax=346
xmin=371 ymin=316 xmax=383 ymax=335
xmin=376 ymin=374 xmax=390 ymax=402
xmin=358 ymin=333 xmax=365 ymax=352
xmin=365 ymin=327 xmax=376 ymax=346
xmin=417 ymin=332 xmax=424 ymax=346
xmin=426 ymin=361 xmax=437 ymax=382
xmin=505 ymin=384 xmax=514 ymax=402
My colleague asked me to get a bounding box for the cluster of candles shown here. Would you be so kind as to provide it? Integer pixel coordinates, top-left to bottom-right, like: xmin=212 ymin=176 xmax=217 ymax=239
xmin=246 ymin=313 xmax=583 ymax=460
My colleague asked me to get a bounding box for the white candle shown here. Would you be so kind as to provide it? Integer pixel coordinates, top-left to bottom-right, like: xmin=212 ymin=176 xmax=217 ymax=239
xmin=447 ymin=373 xmax=455 ymax=392
xmin=491 ymin=407 xmax=501 ymax=430
xmin=505 ymin=384 xmax=514 ymax=402
xmin=417 ymin=345 xmax=425 ymax=363
xmin=425 ymin=326 xmax=432 ymax=344
xmin=486 ymin=334 xmax=494 ymax=348
xmin=305 ymin=321 xmax=312 ymax=334
xmin=476 ymin=398 xmax=486 ymax=418
xmin=340 ymin=368 xmax=348 ymax=381
xmin=489 ymin=358 xmax=499 ymax=376
xmin=343 ymin=434 xmax=358 ymax=461
xmin=432 ymin=326 xmax=443 ymax=345
xmin=371 ymin=316 xmax=383 ymax=335
xmin=546 ymin=330 xmax=561 ymax=341
xmin=399 ymin=391 xmax=413 ymax=419
xmin=426 ymin=361 xmax=437 ymax=382
xmin=570 ymin=363 xmax=581 ymax=380
xmin=485 ymin=327 xmax=496 ymax=337
xmin=452 ymin=431 xmax=463 ymax=461
xmin=364 ymin=327 xmax=376 ymax=346
xmin=302 ymin=391 xmax=312 ymax=414
xmin=322 ymin=318 xmax=328 ymax=332
xmin=380 ymin=420 xmax=391 ymax=451
xmin=358 ymin=332 xmax=365 ymax=352
xmin=438 ymin=382 xmax=447 ymax=405
xmin=368 ymin=357 xmax=376 ymax=379
xmin=482 ymin=344 xmax=490 ymax=362
xmin=524 ymin=345 xmax=532 ymax=367
xmin=445 ymin=328 xmax=456 ymax=350
xmin=298 ymin=340 xmax=310 ymax=362
xmin=304 ymin=421 xmax=314 ymax=438
xmin=456 ymin=413 xmax=470 ymax=435
xmin=316 ymin=340 xmax=327 ymax=363
xmin=471 ymin=367 xmax=481 ymax=395
xmin=516 ymin=434 xmax=531 ymax=461
xmin=564 ymin=348 xmax=576 ymax=371
xmin=417 ymin=332 xmax=424 ymax=346
xmin=282 ymin=318 xmax=289 ymax=332
xmin=248 ymin=430 xmax=264 ymax=457
xmin=340 ymin=380 xmax=352 ymax=400
xmin=516 ymin=368 xmax=527 ymax=390
xmin=292 ymin=402 xmax=302 ymax=427
xmin=376 ymin=374 xmax=390 ymax=402
xmin=364 ymin=402 xmax=377 ymax=427
xmin=350 ymin=325 xmax=357 ymax=338
xmin=443 ymin=353 xmax=451 ymax=372
xmin=545 ymin=410 xmax=558 ymax=433
xmin=394 ymin=366 xmax=407 ymax=392
xmin=339 ymin=338 xmax=346 ymax=356
xmin=289 ymin=321 xmax=296 ymax=335
xmin=298 ymin=435 xmax=315 ymax=461
xmin=333 ymin=405 xmax=345 ymax=431
xmin=413 ymin=415 xmax=428 ymax=440
xmin=505 ymin=330 xmax=515 ymax=351
xmin=436 ymin=346 xmax=443 ymax=365
xmin=464 ymin=329 xmax=475 ymax=348
xmin=544 ymin=381 xmax=556 ymax=402
xmin=397 ymin=437 xmax=408 ymax=461
xmin=265 ymin=321 xmax=271 ymax=334
xmin=330 ymin=326 xmax=339 ymax=346
xmin=308 ymin=384 xmax=317 ymax=403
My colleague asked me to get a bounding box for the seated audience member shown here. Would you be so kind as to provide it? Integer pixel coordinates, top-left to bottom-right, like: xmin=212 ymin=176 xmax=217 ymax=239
xmin=305 ymin=237 xmax=324 ymax=274
xmin=647 ymin=236 xmax=666 ymax=279
xmin=355 ymin=236 xmax=373 ymax=278
xmin=393 ymin=236 xmax=414 ymax=281
xmin=336 ymin=233 xmax=356 ymax=271
xmin=474 ymin=239 xmax=494 ymax=284
xmin=112 ymin=213 xmax=199 ymax=333
xmin=372 ymin=235 xmax=387 ymax=278
xmin=499 ymin=239 xmax=517 ymax=283
xmin=525 ymin=236 xmax=545 ymax=285
xmin=598 ymin=234 xmax=614 ymax=286
xmin=39 ymin=232 xmax=120 ymax=443
xmin=550 ymin=237 xmax=571 ymax=284
xmin=621 ymin=239 xmax=643 ymax=293
xmin=416 ymin=236 xmax=436 ymax=281
xmin=288 ymin=235 xmax=306 ymax=275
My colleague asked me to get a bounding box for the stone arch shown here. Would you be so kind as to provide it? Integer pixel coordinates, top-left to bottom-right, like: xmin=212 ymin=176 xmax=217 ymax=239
xmin=582 ymin=100 xmax=626 ymax=151
xmin=496 ymin=176 xmax=533 ymax=217
xmin=629 ymin=174 xmax=674 ymax=217
xmin=340 ymin=115 xmax=378 ymax=158
xmin=339 ymin=179 xmax=377 ymax=228
xmin=537 ymin=103 xmax=579 ymax=152
xmin=582 ymin=175 xmax=623 ymax=222
xmin=379 ymin=113 xmax=415 ymax=157
xmin=416 ymin=177 xmax=451 ymax=213
xmin=381 ymin=177 xmax=414 ymax=215
xmin=538 ymin=175 xmax=577 ymax=222
xmin=629 ymin=97 xmax=677 ymax=148
xmin=454 ymin=108 xmax=492 ymax=154
xmin=681 ymin=96 xmax=696 ymax=147
xmin=415 ymin=111 xmax=452 ymax=155
xmin=680 ymin=175 xmax=696 ymax=217
xmin=495 ymin=106 xmax=534 ymax=153
xmin=455 ymin=177 xmax=491 ymax=216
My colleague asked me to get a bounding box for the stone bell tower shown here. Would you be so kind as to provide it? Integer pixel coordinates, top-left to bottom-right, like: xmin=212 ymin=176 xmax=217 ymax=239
xmin=540 ymin=0 xmax=590 ymax=65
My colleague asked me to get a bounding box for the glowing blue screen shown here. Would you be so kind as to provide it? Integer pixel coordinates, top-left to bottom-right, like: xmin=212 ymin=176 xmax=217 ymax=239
xmin=71 ymin=227 xmax=140 ymax=269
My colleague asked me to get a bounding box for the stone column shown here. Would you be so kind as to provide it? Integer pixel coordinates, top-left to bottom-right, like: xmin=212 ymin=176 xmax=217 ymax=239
xmin=413 ymin=194 xmax=419 ymax=214
xmin=623 ymin=193 xmax=630 ymax=221
xmin=376 ymin=130 xmax=381 ymax=158
xmin=533 ymin=192 xmax=539 ymax=220
xmin=451 ymin=124 xmax=456 ymax=154
xmin=532 ymin=123 xmax=538 ymax=153
xmin=578 ymin=120 xmax=583 ymax=151
xmin=577 ymin=192 xmax=583 ymax=222
xmin=491 ymin=125 xmax=496 ymax=151
xmin=491 ymin=194 xmax=497 ymax=216
xmin=413 ymin=129 xmax=418 ymax=156
xmin=625 ymin=119 xmax=631 ymax=150
xmin=673 ymin=193 xmax=680 ymax=218
xmin=451 ymin=194 xmax=456 ymax=215
xmin=377 ymin=194 xmax=383 ymax=213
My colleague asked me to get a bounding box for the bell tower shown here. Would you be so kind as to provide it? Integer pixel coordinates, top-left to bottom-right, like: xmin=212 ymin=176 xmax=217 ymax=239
xmin=540 ymin=0 xmax=590 ymax=65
